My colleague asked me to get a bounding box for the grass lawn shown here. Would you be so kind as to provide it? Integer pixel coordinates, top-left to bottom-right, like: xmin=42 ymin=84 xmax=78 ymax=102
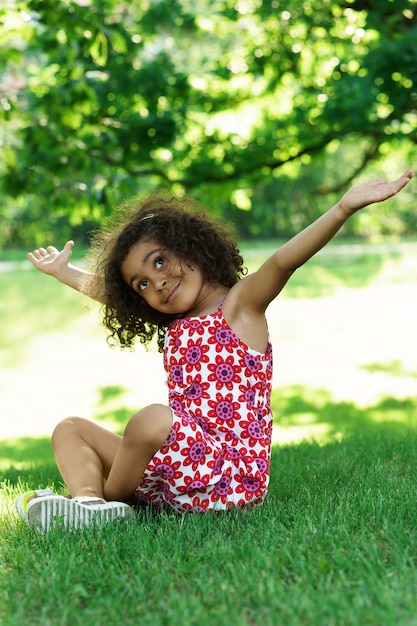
xmin=2 ymin=430 xmax=417 ymax=626
xmin=1 ymin=240 xmax=417 ymax=625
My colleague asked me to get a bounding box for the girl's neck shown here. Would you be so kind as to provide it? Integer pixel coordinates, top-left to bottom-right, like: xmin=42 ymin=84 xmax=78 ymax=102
xmin=184 ymin=285 xmax=229 ymax=318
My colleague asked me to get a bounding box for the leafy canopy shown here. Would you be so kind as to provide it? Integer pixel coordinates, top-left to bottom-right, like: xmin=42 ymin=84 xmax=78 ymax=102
xmin=0 ymin=0 xmax=416 ymax=244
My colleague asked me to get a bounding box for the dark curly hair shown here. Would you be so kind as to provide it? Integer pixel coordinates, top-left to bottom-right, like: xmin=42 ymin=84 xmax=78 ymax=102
xmin=84 ymin=192 xmax=246 ymax=352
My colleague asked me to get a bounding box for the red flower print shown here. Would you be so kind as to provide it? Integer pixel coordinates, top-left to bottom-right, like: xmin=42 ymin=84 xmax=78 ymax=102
xmin=243 ymin=353 xmax=262 ymax=375
xmin=239 ymin=419 xmax=265 ymax=448
xmin=180 ymin=337 xmax=210 ymax=373
xmin=253 ymin=449 xmax=269 ymax=475
xmin=207 ymin=392 xmax=241 ymax=429
xmin=190 ymin=494 xmax=211 ymax=512
xmin=152 ymin=455 xmax=183 ymax=482
xmin=225 ymin=445 xmax=241 ymax=461
xmin=266 ymin=357 xmax=273 ymax=379
xmin=238 ymin=381 xmax=257 ymax=409
xmin=162 ymin=482 xmax=174 ymax=502
xmin=192 ymin=408 xmax=210 ymax=433
xmin=183 ymin=318 xmax=211 ymax=337
xmin=168 ymin=355 xmax=184 ymax=384
xmin=167 ymin=319 xmax=183 ymax=350
xmin=181 ymin=431 xmax=213 ymax=472
xmin=207 ymin=322 xmax=235 ymax=353
xmin=183 ymin=373 xmax=210 ymax=407
xmin=178 ymin=470 xmax=211 ymax=495
xmin=235 ymin=472 xmax=264 ymax=500
xmin=181 ymin=498 xmax=209 ymax=513
xmin=213 ymin=472 xmax=232 ymax=498
xmin=168 ymin=394 xmax=185 ymax=417
xmin=207 ymin=354 xmax=242 ymax=391
xmin=134 ymin=303 xmax=274 ymax=512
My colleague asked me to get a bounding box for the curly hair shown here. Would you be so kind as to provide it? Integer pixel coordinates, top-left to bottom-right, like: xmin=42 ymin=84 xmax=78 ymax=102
xmin=84 ymin=192 xmax=246 ymax=352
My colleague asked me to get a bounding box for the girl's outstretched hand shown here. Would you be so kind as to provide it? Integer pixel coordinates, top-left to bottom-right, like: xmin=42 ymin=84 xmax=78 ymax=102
xmin=27 ymin=240 xmax=74 ymax=277
xmin=339 ymin=169 xmax=414 ymax=216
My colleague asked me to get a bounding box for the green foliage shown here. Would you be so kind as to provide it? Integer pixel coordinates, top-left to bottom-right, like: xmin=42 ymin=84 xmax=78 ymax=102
xmin=0 ymin=0 xmax=416 ymax=245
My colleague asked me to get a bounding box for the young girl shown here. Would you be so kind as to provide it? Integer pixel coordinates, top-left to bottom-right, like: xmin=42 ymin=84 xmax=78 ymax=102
xmin=17 ymin=171 xmax=413 ymax=531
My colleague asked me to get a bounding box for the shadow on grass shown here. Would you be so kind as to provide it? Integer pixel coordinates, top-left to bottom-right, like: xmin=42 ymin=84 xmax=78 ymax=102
xmin=93 ymin=384 xmax=136 ymax=430
xmin=271 ymin=386 xmax=417 ymax=441
xmin=1 ymin=384 xmax=416 ymax=487
xmin=0 ymin=437 xmax=60 ymax=487
xmin=360 ymin=359 xmax=417 ymax=378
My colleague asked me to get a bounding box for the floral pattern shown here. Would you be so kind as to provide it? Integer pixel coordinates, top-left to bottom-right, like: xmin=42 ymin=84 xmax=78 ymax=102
xmin=135 ymin=302 xmax=273 ymax=512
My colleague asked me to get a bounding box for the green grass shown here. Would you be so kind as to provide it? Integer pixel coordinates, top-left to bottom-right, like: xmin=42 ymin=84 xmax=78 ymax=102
xmin=0 ymin=247 xmax=91 ymax=368
xmin=1 ymin=240 xmax=417 ymax=625
xmin=0 ymin=270 xmax=89 ymax=368
xmin=2 ymin=428 xmax=417 ymax=625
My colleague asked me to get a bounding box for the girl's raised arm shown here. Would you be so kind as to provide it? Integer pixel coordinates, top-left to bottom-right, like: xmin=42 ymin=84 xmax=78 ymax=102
xmin=239 ymin=170 xmax=414 ymax=312
xmin=27 ymin=240 xmax=105 ymax=302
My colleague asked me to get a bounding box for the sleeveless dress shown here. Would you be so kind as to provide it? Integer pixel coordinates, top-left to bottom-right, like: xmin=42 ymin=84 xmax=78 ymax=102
xmin=135 ymin=302 xmax=273 ymax=512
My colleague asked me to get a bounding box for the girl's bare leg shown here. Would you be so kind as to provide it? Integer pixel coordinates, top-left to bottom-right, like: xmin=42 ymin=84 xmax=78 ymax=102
xmin=51 ymin=404 xmax=172 ymax=502
xmin=104 ymin=404 xmax=172 ymax=501
xmin=51 ymin=417 xmax=121 ymax=499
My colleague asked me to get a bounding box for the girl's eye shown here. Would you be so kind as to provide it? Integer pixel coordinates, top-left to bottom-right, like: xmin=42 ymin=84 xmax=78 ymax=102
xmin=139 ymin=279 xmax=149 ymax=292
xmin=155 ymin=257 xmax=164 ymax=269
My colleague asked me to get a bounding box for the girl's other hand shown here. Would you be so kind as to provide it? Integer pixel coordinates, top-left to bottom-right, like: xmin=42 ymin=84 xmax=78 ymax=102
xmin=339 ymin=169 xmax=413 ymax=216
xmin=27 ymin=240 xmax=75 ymax=277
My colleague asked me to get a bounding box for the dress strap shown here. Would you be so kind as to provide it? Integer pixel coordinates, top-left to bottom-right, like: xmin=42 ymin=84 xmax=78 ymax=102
xmin=217 ymin=297 xmax=225 ymax=312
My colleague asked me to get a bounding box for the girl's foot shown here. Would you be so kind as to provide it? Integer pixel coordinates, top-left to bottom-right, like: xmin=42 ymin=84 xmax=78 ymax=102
xmin=16 ymin=489 xmax=136 ymax=532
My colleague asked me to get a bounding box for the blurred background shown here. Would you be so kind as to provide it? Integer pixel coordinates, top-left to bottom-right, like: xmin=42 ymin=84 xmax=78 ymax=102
xmin=1 ymin=0 xmax=416 ymax=246
xmin=0 ymin=0 xmax=416 ymax=465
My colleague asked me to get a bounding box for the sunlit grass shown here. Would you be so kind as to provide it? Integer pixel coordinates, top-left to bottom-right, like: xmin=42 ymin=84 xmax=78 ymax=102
xmin=0 ymin=270 xmax=89 ymax=368
xmin=2 ymin=428 xmax=417 ymax=626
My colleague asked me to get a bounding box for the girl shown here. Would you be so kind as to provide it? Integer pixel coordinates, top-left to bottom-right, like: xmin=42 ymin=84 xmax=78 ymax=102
xmin=17 ymin=171 xmax=413 ymax=531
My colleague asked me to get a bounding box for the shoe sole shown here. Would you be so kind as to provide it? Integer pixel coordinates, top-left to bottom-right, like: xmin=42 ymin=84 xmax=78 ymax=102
xmin=27 ymin=498 xmax=135 ymax=532
xmin=15 ymin=489 xmax=57 ymax=522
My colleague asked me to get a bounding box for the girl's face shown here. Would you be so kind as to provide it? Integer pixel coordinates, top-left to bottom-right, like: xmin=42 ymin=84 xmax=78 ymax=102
xmin=120 ymin=239 xmax=206 ymax=315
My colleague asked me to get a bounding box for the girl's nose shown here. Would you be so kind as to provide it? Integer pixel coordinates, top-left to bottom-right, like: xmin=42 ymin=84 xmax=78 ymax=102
xmin=157 ymin=278 xmax=167 ymax=292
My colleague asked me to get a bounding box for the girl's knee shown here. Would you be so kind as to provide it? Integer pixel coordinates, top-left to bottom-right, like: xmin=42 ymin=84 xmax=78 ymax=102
xmin=124 ymin=404 xmax=172 ymax=449
xmin=51 ymin=417 xmax=85 ymax=450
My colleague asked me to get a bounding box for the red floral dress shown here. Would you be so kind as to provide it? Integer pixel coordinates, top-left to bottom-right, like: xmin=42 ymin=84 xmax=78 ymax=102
xmin=135 ymin=302 xmax=273 ymax=512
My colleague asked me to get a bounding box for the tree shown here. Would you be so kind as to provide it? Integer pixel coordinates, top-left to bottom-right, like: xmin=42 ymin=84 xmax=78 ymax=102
xmin=0 ymin=0 xmax=416 ymax=245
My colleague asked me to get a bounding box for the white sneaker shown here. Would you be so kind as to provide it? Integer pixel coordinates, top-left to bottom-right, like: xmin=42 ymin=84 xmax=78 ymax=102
xmin=16 ymin=490 xmax=135 ymax=532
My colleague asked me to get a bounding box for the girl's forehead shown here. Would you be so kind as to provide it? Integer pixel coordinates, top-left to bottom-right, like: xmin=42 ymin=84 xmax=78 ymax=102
xmin=121 ymin=239 xmax=163 ymax=280
xmin=123 ymin=239 xmax=174 ymax=268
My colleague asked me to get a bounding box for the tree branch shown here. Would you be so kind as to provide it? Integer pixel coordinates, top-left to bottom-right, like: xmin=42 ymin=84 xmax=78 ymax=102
xmin=312 ymin=141 xmax=380 ymax=196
